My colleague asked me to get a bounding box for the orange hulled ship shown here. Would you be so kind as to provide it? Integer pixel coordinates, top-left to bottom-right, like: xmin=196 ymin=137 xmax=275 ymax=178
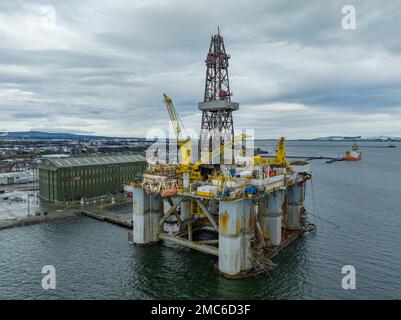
xmin=344 ymin=144 xmax=362 ymax=161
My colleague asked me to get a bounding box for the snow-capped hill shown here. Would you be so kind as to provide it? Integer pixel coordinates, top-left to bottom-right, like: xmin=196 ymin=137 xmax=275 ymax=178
xmin=313 ymin=136 xmax=401 ymax=141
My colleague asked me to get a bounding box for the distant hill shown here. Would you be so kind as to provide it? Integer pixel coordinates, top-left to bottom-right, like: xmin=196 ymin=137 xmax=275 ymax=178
xmin=312 ymin=136 xmax=401 ymax=142
xmin=0 ymin=131 xmax=136 ymax=140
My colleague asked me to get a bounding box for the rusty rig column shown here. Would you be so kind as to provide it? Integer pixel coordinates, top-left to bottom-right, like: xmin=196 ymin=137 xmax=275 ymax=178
xmin=218 ymin=198 xmax=253 ymax=276
xmin=241 ymin=199 xmax=254 ymax=271
xmin=132 ymin=187 xmax=162 ymax=244
xmin=287 ymin=182 xmax=305 ymax=230
xmin=259 ymin=189 xmax=285 ymax=246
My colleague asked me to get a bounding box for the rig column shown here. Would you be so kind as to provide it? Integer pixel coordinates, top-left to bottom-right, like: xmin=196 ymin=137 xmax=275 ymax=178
xmin=241 ymin=199 xmax=254 ymax=271
xmin=218 ymin=199 xmax=253 ymax=276
xmin=180 ymin=198 xmax=191 ymax=221
xmin=150 ymin=193 xmax=163 ymax=242
xmin=287 ymin=182 xmax=305 ymax=230
xmin=260 ymin=189 xmax=284 ymax=246
xmin=132 ymin=187 xmax=162 ymax=244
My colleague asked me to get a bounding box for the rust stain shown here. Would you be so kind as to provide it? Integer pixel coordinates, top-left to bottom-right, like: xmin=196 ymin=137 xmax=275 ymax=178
xmin=219 ymin=211 xmax=229 ymax=234
xmin=249 ymin=209 xmax=254 ymax=229
xmin=236 ymin=215 xmax=241 ymax=234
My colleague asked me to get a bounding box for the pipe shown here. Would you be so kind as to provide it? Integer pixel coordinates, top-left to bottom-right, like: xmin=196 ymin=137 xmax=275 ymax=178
xmin=202 ymin=226 xmax=218 ymax=232
xmin=195 ymin=239 xmax=218 ymax=244
xmin=188 ymin=222 xmax=193 ymax=241
xmin=159 ymin=233 xmax=219 ymax=256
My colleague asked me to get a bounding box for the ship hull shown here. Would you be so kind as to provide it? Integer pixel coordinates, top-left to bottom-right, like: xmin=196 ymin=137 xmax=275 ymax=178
xmin=344 ymin=150 xmax=362 ymax=161
xmin=344 ymin=156 xmax=361 ymax=161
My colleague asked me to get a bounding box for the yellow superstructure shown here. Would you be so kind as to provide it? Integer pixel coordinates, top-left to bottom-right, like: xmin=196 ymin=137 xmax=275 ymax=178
xmin=253 ymin=136 xmax=288 ymax=167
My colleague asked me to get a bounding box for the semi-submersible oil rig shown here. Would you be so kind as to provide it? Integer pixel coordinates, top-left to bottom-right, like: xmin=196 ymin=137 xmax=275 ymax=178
xmin=131 ymin=30 xmax=314 ymax=278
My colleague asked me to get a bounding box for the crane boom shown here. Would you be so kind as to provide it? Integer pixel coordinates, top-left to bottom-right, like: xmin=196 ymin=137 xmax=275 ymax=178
xmin=163 ymin=93 xmax=187 ymax=147
xmin=162 ymin=94 xmax=192 ymax=169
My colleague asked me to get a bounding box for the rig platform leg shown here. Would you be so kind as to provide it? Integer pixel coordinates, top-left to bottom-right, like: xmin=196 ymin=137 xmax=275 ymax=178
xmin=218 ymin=198 xmax=253 ymax=277
xmin=132 ymin=187 xmax=162 ymax=245
xmin=180 ymin=199 xmax=191 ymax=221
xmin=287 ymin=182 xmax=305 ymax=230
xmin=260 ymin=189 xmax=284 ymax=246
xmin=241 ymin=199 xmax=254 ymax=271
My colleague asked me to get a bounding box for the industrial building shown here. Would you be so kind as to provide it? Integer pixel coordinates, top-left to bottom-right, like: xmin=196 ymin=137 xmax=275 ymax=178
xmin=0 ymin=171 xmax=36 ymax=185
xmin=38 ymin=155 xmax=147 ymax=203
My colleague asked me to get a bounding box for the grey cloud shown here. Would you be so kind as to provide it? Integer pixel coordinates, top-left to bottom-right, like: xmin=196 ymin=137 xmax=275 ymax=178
xmin=12 ymin=112 xmax=48 ymax=119
xmin=0 ymin=0 xmax=400 ymax=138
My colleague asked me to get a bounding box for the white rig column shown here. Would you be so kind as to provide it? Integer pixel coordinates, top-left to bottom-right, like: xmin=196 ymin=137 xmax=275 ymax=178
xmin=180 ymin=199 xmax=191 ymax=221
xmin=287 ymin=182 xmax=305 ymax=230
xmin=133 ymin=187 xmax=162 ymax=244
xmin=218 ymin=199 xmax=242 ymax=275
xmin=149 ymin=193 xmax=163 ymax=242
xmin=265 ymin=189 xmax=284 ymax=246
xmin=241 ymin=199 xmax=254 ymax=271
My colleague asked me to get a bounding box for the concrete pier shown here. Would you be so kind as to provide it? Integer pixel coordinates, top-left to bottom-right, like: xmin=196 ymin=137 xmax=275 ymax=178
xmin=0 ymin=211 xmax=79 ymax=231
xmin=80 ymin=210 xmax=132 ymax=228
xmin=287 ymin=182 xmax=305 ymax=230
xmin=132 ymin=187 xmax=162 ymax=244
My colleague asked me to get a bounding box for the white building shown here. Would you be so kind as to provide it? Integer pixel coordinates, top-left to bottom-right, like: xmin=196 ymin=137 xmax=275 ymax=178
xmin=0 ymin=171 xmax=36 ymax=185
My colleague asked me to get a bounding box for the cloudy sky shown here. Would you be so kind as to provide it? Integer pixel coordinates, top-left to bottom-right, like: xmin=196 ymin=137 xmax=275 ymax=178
xmin=1 ymin=0 xmax=401 ymax=138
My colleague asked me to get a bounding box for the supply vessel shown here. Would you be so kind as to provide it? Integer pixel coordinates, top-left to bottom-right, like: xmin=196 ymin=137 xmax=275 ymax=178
xmin=344 ymin=144 xmax=362 ymax=161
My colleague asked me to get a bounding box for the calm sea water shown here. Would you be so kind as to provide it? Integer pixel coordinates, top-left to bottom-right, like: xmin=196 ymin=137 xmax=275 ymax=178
xmin=0 ymin=141 xmax=400 ymax=299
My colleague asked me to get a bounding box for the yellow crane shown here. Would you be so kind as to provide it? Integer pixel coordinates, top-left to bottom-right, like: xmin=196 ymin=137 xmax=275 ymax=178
xmin=163 ymin=94 xmax=192 ymax=172
xmin=253 ymin=136 xmax=288 ymax=167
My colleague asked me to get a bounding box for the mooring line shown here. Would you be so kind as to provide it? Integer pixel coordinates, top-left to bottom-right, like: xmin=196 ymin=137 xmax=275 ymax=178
xmin=309 ymin=179 xmax=341 ymax=228
xmin=307 ymin=211 xmax=341 ymax=228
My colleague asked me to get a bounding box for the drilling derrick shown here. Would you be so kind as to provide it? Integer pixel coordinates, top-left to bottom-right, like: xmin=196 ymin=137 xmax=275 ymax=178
xmin=199 ymin=28 xmax=239 ymax=164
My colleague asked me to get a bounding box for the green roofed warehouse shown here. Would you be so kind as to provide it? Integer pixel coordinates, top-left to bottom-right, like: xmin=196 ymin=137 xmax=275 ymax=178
xmin=38 ymin=154 xmax=147 ymax=203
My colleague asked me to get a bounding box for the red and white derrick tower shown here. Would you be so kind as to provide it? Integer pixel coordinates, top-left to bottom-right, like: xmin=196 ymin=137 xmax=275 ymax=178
xmin=198 ymin=28 xmax=239 ymax=163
